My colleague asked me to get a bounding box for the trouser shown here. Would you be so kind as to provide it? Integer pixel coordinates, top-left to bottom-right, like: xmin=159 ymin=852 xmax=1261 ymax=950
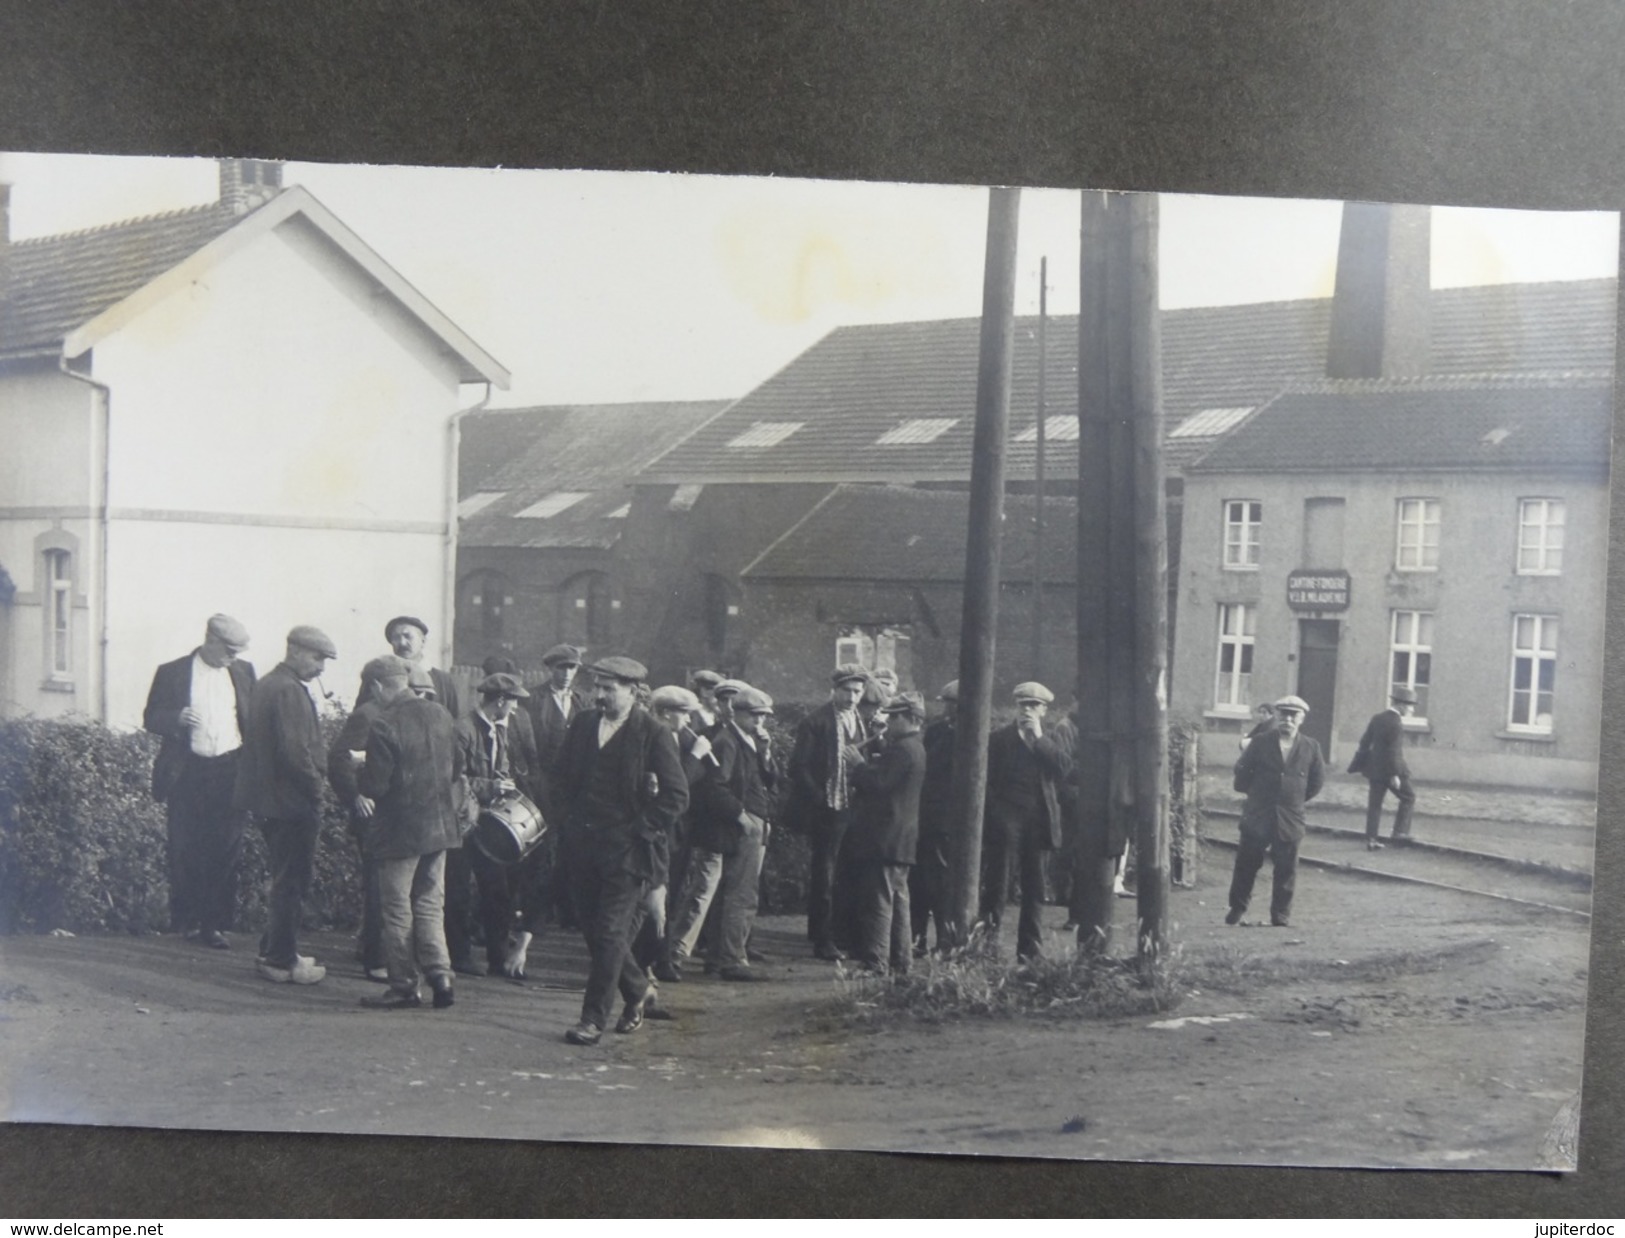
xmin=805 ymin=807 xmax=850 ymax=948
xmin=668 ymin=848 xmax=725 ymax=961
xmin=1366 ymin=776 xmax=1416 ymax=840
xmin=632 ymin=881 xmax=668 ymax=971
xmin=562 ymin=825 xmax=650 ymax=1031
xmin=715 ymin=814 xmax=767 ymax=970
xmin=467 ymin=843 xmax=550 ymax=968
xmin=165 ymin=752 xmax=245 ymax=936
xmin=908 ymin=831 xmax=951 ymax=949
xmin=1227 ymin=831 xmax=1299 ymax=924
xmin=980 ymin=818 xmax=1050 ymax=960
xmin=257 ymin=813 xmax=319 ymax=968
xmin=442 ymin=846 xmax=478 ymax=965
xmin=857 ymin=861 xmax=913 ymax=972
xmin=375 ymin=850 xmax=452 ymax=996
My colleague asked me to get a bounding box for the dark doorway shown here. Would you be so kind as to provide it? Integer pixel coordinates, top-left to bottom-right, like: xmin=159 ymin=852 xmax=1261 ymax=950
xmin=1296 ymin=619 xmax=1341 ymax=756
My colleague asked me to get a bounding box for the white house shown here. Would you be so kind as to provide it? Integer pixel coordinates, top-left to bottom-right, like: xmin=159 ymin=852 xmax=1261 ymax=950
xmin=0 ymin=160 xmax=510 ymax=726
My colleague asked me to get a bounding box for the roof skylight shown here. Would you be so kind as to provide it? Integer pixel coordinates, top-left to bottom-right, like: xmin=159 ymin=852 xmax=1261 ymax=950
xmin=1014 ymin=415 xmax=1080 ymax=442
xmin=727 ymin=422 xmax=803 ymax=449
xmin=876 ymin=418 xmax=958 ymax=445
xmin=456 ymin=491 xmax=506 ymax=518
xmin=514 ymin=491 xmax=591 ymax=519
xmin=1170 ymin=407 xmax=1253 ymax=438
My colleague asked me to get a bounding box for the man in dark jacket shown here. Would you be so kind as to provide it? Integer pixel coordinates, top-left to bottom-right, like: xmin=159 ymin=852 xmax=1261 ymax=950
xmin=787 ymin=663 xmax=869 ymax=960
xmin=1227 ymin=694 xmax=1326 ymax=927
xmin=847 ymin=692 xmax=928 ymax=974
xmin=143 ymin=614 xmax=256 ymax=950
xmin=326 ymin=657 xmax=396 ymax=980
xmin=552 ymin=656 xmax=688 ymax=1045
xmin=355 ymin=615 xmax=461 ymax=719
xmin=355 ymin=656 xmax=463 ymax=1010
xmin=981 ymin=681 xmax=1073 ymax=961
xmin=1349 ymin=686 xmax=1418 ymax=850
xmin=909 ymin=680 xmax=957 ymax=954
xmin=234 ymin=625 xmax=337 ymax=985
xmin=524 ymin=644 xmax=587 ymax=811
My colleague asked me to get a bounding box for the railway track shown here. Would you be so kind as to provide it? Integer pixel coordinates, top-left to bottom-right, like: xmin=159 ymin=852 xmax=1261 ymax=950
xmin=1201 ymin=807 xmax=1593 ymax=919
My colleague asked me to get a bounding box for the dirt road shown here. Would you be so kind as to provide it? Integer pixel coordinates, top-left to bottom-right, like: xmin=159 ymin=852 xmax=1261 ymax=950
xmin=0 ymin=835 xmax=1588 ymax=1170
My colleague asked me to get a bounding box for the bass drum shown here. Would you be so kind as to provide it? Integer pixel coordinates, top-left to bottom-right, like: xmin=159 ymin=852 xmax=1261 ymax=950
xmin=469 ymin=791 xmax=548 ymax=865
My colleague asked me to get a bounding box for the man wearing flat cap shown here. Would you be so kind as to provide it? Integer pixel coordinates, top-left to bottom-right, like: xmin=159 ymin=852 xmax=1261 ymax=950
xmin=234 ymin=625 xmax=338 ymax=984
xmin=787 ymin=663 xmax=871 ymax=961
xmin=144 ymin=614 xmax=257 ymax=951
xmin=688 ymin=670 xmax=724 ymax=734
xmin=1348 ymin=686 xmax=1418 ymax=851
xmin=1227 ymin=694 xmax=1325 ymax=928
xmin=981 ymin=681 xmax=1074 ymax=961
xmin=909 ymin=681 xmax=958 ymax=955
xmin=846 ymin=691 xmax=928 ymax=974
xmin=356 ymin=616 xmax=460 ymax=719
xmin=551 ymin=655 xmax=689 ymax=1044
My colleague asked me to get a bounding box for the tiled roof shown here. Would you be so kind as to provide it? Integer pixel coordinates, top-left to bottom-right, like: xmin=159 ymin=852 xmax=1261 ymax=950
xmin=1187 ymin=374 xmax=1614 ymax=474
xmin=458 ymin=401 xmax=731 ymax=549
xmin=642 ymin=278 xmax=1617 ymax=483
xmin=742 ymin=484 xmax=1078 ymax=583
xmin=0 ymin=204 xmax=241 ymax=358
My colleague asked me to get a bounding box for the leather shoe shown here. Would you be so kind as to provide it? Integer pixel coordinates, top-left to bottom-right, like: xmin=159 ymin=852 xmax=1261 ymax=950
xmin=360 ymin=989 xmax=422 ymax=1009
xmin=431 ymin=978 xmax=455 ymax=1009
xmin=1224 ymin=907 xmax=1244 ymax=926
xmin=652 ymin=959 xmax=682 ymax=983
xmin=565 ymin=1022 xmax=603 ymax=1046
xmin=1270 ymin=917 xmax=1291 ymax=928
xmin=200 ymin=930 xmax=230 ymax=950
xmin=365 ymin=966 xmax=391 ymax=983
xmin=452 ymin=958 xmax=488 ymax=977
xmin=1366 ymin=839 xmax=1385 ymax=851
xmin=615 ymin=994 xmax=648 ymax=1034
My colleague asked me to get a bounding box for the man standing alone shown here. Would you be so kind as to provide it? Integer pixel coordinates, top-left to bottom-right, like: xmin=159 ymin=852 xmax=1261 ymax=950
xmin=144 ymin=614 xmax=256 ymax=950
xmin=234 ymin=625 xmax=338 ymax=984
xmin=1349 ymin=687 xmax=1418 ymax=850
xmin=1227 ymin=694 xmax=1325 ymax=927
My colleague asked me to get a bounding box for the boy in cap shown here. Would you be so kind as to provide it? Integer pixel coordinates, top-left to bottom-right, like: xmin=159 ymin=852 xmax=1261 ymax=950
xmin=846 ymin=692 xmax=928 ymax=974
xmin=981 ymin=681 xmax=1073 ymax=961
xmin=234 ymin=625 xmax=338 ymax=984
xmin=143 ymin=614 xmax=257 ymax=950
xmin=1227 ymin=694 xmax=1325 ymax=927
xmin=1348 ymin=686 xmax=1418 ymax=850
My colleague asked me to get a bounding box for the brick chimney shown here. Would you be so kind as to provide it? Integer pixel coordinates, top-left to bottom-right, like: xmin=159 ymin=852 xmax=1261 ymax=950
xmin=218 ymin=158 xmax=283 ymax=215
xmin=1325 ymin=202 xmax=1431 ymax=379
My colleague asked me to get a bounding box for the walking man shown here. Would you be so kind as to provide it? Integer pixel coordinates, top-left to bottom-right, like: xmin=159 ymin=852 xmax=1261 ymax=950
xmin=788 ymin=664 xmax=869 ymax=960
xmin=1349 ymin=686 xmax=1418 ymax=850
xmin=1227 ymin=694 xmax=1326 ymax=927
xmin=355 ymin=656 xmax=463 ymax=1010
xmin=552 ymin=656 xmax=688 ymax=1045
xmin=143 ymin=614 xmax=256 ymax=950
xmin=847 ymin=692 xmax=928 ymax=975
xmin=234 ymin=625 xmax=337 ymax=985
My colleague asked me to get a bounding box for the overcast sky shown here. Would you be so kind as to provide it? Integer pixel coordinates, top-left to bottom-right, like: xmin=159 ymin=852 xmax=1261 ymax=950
xmin=1 ymin=152 xmax=1617 ymax=406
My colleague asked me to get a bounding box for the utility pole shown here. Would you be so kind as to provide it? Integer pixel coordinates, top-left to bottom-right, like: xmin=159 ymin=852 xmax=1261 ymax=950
xmin=1075 ymin=191 xmax=1169 ymax=971
xmin=946 ymin=186 xmax=1021 ymax=942
xmin=1030 ymin=256 xmax=1047 ymax=677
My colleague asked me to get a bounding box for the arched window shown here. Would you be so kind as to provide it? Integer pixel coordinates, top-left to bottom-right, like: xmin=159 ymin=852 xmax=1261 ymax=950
xmin=703 ymin=573 xmax=740 ymax=656
xmin=560 ymin=571 xmax=611 ymax=648
xmin=457 ymin=568 xmax=513 ymax=652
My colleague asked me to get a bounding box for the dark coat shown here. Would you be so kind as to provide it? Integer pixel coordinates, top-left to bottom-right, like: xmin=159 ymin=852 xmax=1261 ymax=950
xmin=984 ymin=722 xmax=1072 ymax=851
xmin=143 ymin=652 xmax=257 ymax=802
xmin=551 ymin=706 xmax=689 ymax=881
xmin=846 ymin=732 xmax=927 ymax=865
xmin=326 ymin=699 xmax=385 ymax=811
xmin=786 ymin=699 xmax=862 ymax=831
xmin=456 ymin=708 xmax=538 ymax=805
xmin=1348 ymin=708 xmax=1410 ymax=783
xmin=356 ymin=693 xmax=464 ymax=860
xmin=693 ymin=723 xmax=779 ymax=857
xmin=917 ymin=716 xmax=957 ymax=839
xmin=1234 ymin=730 xmax=1326 ymax=843
xmin=233 ymin=663 xmax=327 ymax=821
xmin=355 ymin=665 xmax=461 ymax=719
xmin=524 ymin=685 xmax=589 ymax=815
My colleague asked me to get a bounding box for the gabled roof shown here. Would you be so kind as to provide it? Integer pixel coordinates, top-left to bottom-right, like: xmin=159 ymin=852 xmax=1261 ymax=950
xmin=1187 ymin=373 xmax=1614 ymax=475
xmin=641 ymin=279 xmax=1617 ymax=484
xmin=742 ymin=484 xmax=1078 ymax=583
xmin=459 ymin=401 xmax=731 ymax=549
xmin=0 ymin=186 xmax=510 ymax=387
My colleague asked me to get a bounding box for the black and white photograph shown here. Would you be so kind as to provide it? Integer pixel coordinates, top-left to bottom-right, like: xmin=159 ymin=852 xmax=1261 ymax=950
xmin=0 ymin=151 xmax=1614 ymax=1172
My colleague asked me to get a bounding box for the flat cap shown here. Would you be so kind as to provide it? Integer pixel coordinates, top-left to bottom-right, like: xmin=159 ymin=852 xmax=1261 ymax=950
xmin=542 ymin=644 xmax=584 ymax=667
xmin=1273 ymin=694 xmax=1311 ymax=715
xmin=649 ymin=685 xmax=700 ymax=712
xmin=1012 ymin=681 xmax=1055 ymax=704
xmin=407 ymin=665 xmax=436 ymax=695
xmin=287 ymin=625 xmax=338 ymax=658
xmin=734 ymin=686 xmax=774 ymax=714
xmin=881 ymin=691 xmax=925 ymax=718
xmin=938 ymin=679 xmax=959 ymax=702
xmin=384 ymin=615 xmax=428 ymax=638
xmin=1390 ymin=686 xmax=1418 ymax=705
xmin=861 ymin=679 xmax=889 ymax=706
xmin=361 ymin=654 xmax=412 ymax=683
xmin=591 ymin=655 xmax=648 ymax=683
xmin=714 ymin=678 xmax=750 ymax=699
xmin=482 ymin=655 xmax=517 ymax=675
xmin=831 ymin=662 xmax=870 ymax=686
xmin=477 ymin=672 xmax=529 ymax=699
xmin=690 ymin=669 xmax=724 ymax=690
xmin=206 ymin=613 xmax=251 ymax=649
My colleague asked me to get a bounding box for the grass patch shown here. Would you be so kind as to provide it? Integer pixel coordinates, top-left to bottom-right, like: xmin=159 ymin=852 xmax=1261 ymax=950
xmin=1178 ymin=937 xmax=1503 ymax=996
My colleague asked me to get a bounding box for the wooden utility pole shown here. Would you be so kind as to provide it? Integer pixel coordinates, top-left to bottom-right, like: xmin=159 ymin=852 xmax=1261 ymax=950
xmin=946 ymin=186 xmax=1021 ymax=942
xmin=1075 ymin=191 xmax=1169 ymax=970
xmin=1030 ymin=256 xmax=1048 ymax=676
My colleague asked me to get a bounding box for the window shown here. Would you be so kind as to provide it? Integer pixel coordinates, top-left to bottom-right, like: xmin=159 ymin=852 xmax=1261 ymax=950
xmin=457 ymin=569 xmax=512 ymax=648
xmin=514 ymin=491 xmax=590 ymax=519
xmin=1214 ymin=603 xmax=1255 ymax=709
xmin=1222 ymin=500 xmax=1262 ymax=570
xmin=876 ymin=418 xmax=957 ymax=445
xmin=1508 ymin=614 xmax=1558 ymax=733
xmin=703 ymin=574 xmax=739 ymax=655
xmin=560 ymin=571 xmax=611 ymax=647
xmin=834 ymin=625 xmax=913 ymax=686
xmin=1395 ymin=498 xmax=1440 ymax=570
xmin=1014 ymin=415 xmax=1080 ymax=442
xmin=1390 ymin=610 xmax=1433 ymax=719
xmin=1170 ymin=406 xmax=1252 ymax=438
xmin=1517 ymin=498 xmax=1565 ymax=575
xmin=44 ymin=548 xmax=72 ymax=678
xmin=726 ymin=422 xmax=802 ymax=449
xmin=456 ymin=491 xmax=506 ymax=518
